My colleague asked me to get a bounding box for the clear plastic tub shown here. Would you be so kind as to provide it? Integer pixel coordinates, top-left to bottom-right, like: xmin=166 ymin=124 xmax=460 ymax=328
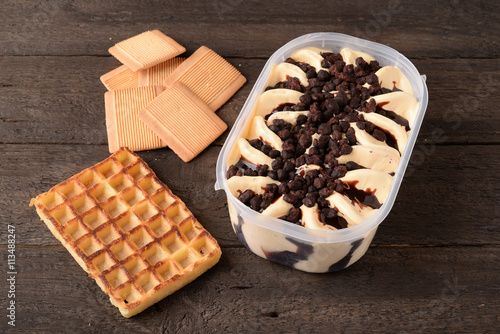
xmin=215 ymin=32 xmax=428 ymax=273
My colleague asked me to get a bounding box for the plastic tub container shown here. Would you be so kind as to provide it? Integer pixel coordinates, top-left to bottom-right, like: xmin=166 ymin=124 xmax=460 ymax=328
xmin=215 ymin=32 xmax=428 ymax=273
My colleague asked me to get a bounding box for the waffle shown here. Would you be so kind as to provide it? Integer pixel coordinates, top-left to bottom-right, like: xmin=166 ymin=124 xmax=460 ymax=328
xmin=30 ymin=147 xmax=222 ymax=317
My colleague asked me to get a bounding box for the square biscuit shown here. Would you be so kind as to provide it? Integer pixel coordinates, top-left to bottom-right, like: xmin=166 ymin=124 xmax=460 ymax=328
xmin=139 ymin=82 xmax=227 ymax=162
xmin=109 ymin=30 xmax=186 ymax=72
xmin=100 ymin=65 xmax=139 ymax=91
xmin=105 ymin=86 xmax=167 ymax=153
xmin=138 ymin=57 xmax=186 ymax=87
xmin=163 ymin=46 xmax=246 ymax=111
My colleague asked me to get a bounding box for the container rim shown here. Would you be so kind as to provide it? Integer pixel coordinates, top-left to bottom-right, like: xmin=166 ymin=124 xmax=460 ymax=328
xmin=215 ymin=32 xmax=429 ymax=244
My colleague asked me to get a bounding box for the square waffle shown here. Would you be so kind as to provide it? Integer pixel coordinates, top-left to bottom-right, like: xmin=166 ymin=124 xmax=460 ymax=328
xmin=30 ymin=147 xmax=222 ymax=317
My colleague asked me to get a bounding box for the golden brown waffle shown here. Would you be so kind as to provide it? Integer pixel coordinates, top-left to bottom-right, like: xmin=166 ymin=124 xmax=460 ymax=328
xmin=30 ymin=148 xmax=222 ymax=317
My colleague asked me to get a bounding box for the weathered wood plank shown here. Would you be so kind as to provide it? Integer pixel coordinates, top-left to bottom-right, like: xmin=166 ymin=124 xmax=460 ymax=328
xmin=1 ymin=2 xmax=498 ymax=334
xmin=2 ymin=144 xmax=499 ymax=247
xmin=1 ymin=246 xmax=498 ymax=333
xmin=1 ymin=57 xmax=499 ymax=145
xmin=1 ymin=0 xmax=499 ymax=58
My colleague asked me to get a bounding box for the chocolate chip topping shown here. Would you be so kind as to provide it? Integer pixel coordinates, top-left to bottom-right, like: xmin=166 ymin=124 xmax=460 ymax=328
xmin=231 ymin=50 xmax=402 ymax=227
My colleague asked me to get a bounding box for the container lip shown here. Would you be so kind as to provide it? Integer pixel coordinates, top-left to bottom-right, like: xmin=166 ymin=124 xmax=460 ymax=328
xmin=215 ymin=32 xmax=429 ymax=244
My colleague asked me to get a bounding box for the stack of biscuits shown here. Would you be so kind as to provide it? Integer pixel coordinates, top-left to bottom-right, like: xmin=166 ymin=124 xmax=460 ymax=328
xmin=101 ymin=30 xmax=246 ymax=162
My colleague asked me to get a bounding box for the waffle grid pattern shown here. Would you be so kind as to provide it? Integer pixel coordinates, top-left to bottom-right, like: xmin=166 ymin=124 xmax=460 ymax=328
xmin=32 ymin=148 xmax=220 ymax=312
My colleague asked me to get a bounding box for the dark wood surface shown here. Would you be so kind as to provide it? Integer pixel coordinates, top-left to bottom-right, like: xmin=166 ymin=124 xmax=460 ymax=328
xmin=1 ymin=1 xmax=499 ymax=333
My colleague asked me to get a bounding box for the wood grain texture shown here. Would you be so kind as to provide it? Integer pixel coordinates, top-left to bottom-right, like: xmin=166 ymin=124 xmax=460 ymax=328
xmin=0 ymin=246 xmax=498 ymax=333
xmin=1 ymin=1 xmax=499 ymax=58
xmin=3 ymin=144 xmax=499 ymax=247
xmin=1 ymin=0 xmax=499 ymax=332
xmin=0 ymin=57 xmax=499 ymax=145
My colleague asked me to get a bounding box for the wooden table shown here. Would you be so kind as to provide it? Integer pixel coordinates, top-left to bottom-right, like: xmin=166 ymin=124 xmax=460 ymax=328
xmin=1 ymin=1 xmax=499 ymax=333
